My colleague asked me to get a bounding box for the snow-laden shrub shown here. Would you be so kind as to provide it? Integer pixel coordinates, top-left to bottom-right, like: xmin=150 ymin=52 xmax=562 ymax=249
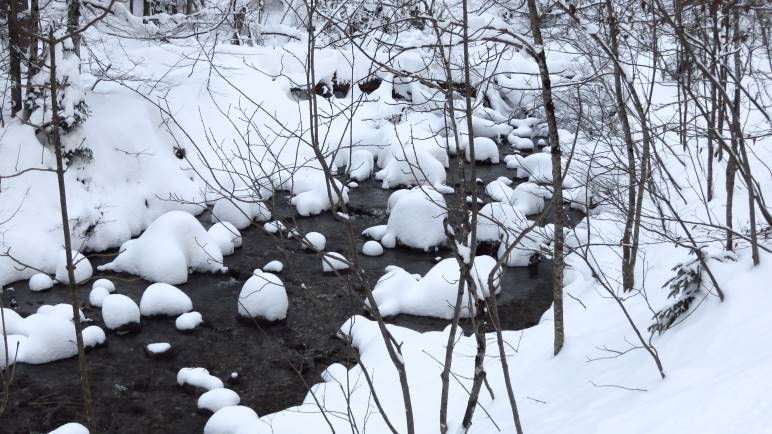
xmin=99 ymin=211 xmax=226 ymax=284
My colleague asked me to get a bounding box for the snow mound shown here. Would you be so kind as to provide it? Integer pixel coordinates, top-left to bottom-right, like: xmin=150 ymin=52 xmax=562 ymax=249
xmin=176 ymin=311 xmax=203 ymax=331
xmin=322 ymin=252 xmax=351 ymax=273
xmin=36 ymin=303 xmax=86 ymax=321
xmin=101 ymin=294 xmax=140 ymax=332
xmin=198 ymin=389 xmax=241 ymax=413
xmin=178 ymin=367 xmax=224 ymax=391
xmin=508 ymin=134 xmax=535 ymax=150
xmin=211 ymin=198 xmax=270 ymax=230
xmin=204 ymin=406 xmax=259 ymax=434
xmin=263 ymin=220 xmax=286 ymax=234
xmin=375 ymin=150 xmax=447 ymax=189
xmin=465 ymin=137 xmax=499 ymax=163
xmin=290 ymin=178 xmax=349 ymax=216
xmin=509 ymin=182 xmax=548 ymax=215
xmin=262 ymin=260 xmax=284 ymax=273
xmin=92 ymin=278 xmax=115 ymax=292
xmin=89 ymin=287 xmax=110 ymax=307
xmin=208 ymin=222 xmax=243 ymax=256
xmin=362 ymin=241 xmax=384 ymax=257
xmin=99 ymin=211 xmax=226 ymax=285
xmin=55 ymin=250 xmax=93 ymax=285
xmin=368 ymin=256 xmax=502 ymax=318
xmin=301 ymin=232 xmax=326 ymax=252
xmin=367 ymin=187 xmax=447 ymax=251
xmin=29 ymin=273 xmax=54 ymax=291
xmin=47 ymin=423 xmax=89 ymax=434
xmin=146 ymin=342 xmax=171 ymax=354
xmin=140 ymin=283 xmax=193 ymax=317
xmin=238 ymin=270 xmax=288 ymax=322
xmin=83 ymin=325 xmax=106 ymax=347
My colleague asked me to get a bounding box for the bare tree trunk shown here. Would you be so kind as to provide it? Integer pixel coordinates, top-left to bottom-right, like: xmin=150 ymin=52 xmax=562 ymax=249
xmin=47 ymin=30 xmax=96 ymax=433
xmin=526 ymin=0 xmax=565 ymax=355
xmin=67 ymin=0 xmax=81 ymax=56
xmin=5 ymin=0 xmax=23 ymax=116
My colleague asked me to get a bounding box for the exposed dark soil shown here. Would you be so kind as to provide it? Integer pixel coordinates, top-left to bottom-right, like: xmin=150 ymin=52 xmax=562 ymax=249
xmin=1 ymin=151 xmax=583 ymax=434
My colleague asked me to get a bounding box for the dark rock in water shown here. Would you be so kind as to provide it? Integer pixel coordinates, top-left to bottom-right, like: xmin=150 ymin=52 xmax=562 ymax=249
xmin=236 ymin=314 xmax=285 ymax=328
xmin=113 ymin=321 xmax=141 ymax=335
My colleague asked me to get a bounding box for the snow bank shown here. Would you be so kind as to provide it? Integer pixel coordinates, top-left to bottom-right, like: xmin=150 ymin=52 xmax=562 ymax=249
xmin=368 ymin=256 xmax=502 ymax=319
xmin=139 ymin=283 xmax=193 ymax=317
xmin=99 ymin=211 xmax=226 ymax=284
xmin=238 ymin=271 xmax=288 ymax=322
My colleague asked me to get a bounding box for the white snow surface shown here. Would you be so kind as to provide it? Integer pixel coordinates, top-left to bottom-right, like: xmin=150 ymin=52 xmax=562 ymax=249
xmin=204 ymin=406 xmax=259 ymax=434
xmin=361 ymin=241 xmax=384 ymax=257
xmin=238 ymin=271 xmax=288 ymax=321
xmin=89 ymin=286 xmax=110 ymax=307
xmin=47 ymin=423 xmax=89 ymax=434
xmin=211 ymin=198 xmax=270 ymax=230
xmin=147 ymin=342 xmax=171 ymax=354
xmin=139 ymin=283 xmax=193 ymax=317
xmin=321 ymin=252 xmax=351 ymax=272
xmin=465 ymin=137 xmax=499 ymax=163
xmin=367 ymin=187 xmax=447 ymax=251
xmin=301 ymin=232 xmax=326 ymax=252
xmin=91 ymin=278 xmax=116 ymax=292
xmin=262 ymin=260 xmax=284 ymax=273
xmin=99 ymin=211 xmax=226 ymax=284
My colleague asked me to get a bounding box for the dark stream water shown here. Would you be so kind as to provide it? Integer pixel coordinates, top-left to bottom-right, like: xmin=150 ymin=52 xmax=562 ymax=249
xmin=1 ymin=153 xmax=583 ymax=434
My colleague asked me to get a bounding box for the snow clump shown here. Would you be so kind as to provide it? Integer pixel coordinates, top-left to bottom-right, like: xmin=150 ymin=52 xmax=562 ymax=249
xmin=140 ymin=283 xmax=193 ymax=317
xmin=238 ymin=270 xmax=288 ymax=322
xmin=99 ymin=211 xmax=226 ymax=285
xmin=362 ymin=241 xmax=384 ymax=257
xmin=47 ymin=423 xmax=89 ymax=434
xmin=290 ymin=178 xmax=349 ymax=216
xmin=262 ymin=260 xmax=284 ymax=273
xmin=465 ymin=137 xmax=499 ymax=163
xmin=301 ymin=232 xmax=326 ymax=252
xmin=204 ymin=406 xmax=259 ymax=434
xmin=375 ymin=150 xmax=447 ymax=189
xmin=92 ymin=278 xmax=115 ymax=292
xmin=365 ymin=187 xmax=447 ymax=251
xmin=89 ymin=286 xmax=110 ymax=307
xmin=177 ymin=367 xmax=224 ymax=391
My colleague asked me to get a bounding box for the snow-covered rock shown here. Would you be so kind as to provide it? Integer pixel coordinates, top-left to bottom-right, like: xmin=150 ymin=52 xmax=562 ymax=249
xmin=368 ymin=256 xmax=502 ymax=318
xmin=176 ymin=311 xmax=203 ymax=331
xmin=238 ymin=270 xmax=288 ymax=322
xmin=140 ymin=283 xmax=193 ymax=317
xmin=290 ymin=178 xmax=349 ymax=216
xmin=178 ymin=367 xmax=224 ymax=391
xmin=211 ymin=198 xmax=270 ymax=230
xmin=465 ymin=137 xmax=499 ymax=163
xmin=55 ymin=250 xmax=93 ymax=285
xmin=83 ymin=325 xmax=106 ymax=348
xmin=36 ymin=304 xmax=86 ymax=322
xmin=204 ymin=406 xmax=258 ymax=434
xmin=145 ymin=342 xmax=172 ymax=358
xmin=99 ymin=211 xmax=226 ymax=285
xmin=347 ymin=150 xmax=374 ymax=181
xmin=485 ymin=177 xmax=514 ymax=202
xmin=368 ymin=187 xmax=447 ymax=251
xmin=301 ymin=232 xmax=326 ymax=252
xmin=262 ymin=260 xmax=284 ymax=273
xmin=47 ymin=423 xmax=89 ymax=434
xmin=89 ymin=286 xmax=110 ymax=307
xmin=101 ymin=294 xmax=140 ymax=332
xmin=29 ymin=273 xmax=54 ymax=291
xmin=198 ymin=389 xmax=241 ymax=413
xmin=263 ymin=220 xmax=286 ymax=234
xmin=509 ymin=182 xmax=547 ymax=215
xmin=208 ymin=222 xmax=242 ymax=256
xmin=91 ymin=278 xmax=115 ymax=292
xmin=362 ymin=241 xmax=384 ymax=257
xmin=322 ymin=252 xmax=351 ymax=272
